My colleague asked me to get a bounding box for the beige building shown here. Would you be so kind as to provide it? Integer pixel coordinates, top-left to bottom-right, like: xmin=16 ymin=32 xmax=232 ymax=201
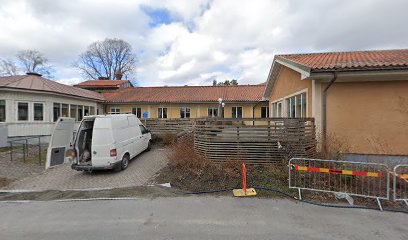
xmin=100 ymin=85 xmax=269 ymax=119
xmin=263 ymin=49 xmax=408 ymax=156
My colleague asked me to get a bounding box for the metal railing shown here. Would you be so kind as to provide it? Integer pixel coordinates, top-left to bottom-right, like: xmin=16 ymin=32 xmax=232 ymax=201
xmin=289 ymin=158 xmax=390 ymax=210
xmin=393 ymin=164 xmax=408 ymax=206
xmin=9 ymin=136 xmax=47 ymax=165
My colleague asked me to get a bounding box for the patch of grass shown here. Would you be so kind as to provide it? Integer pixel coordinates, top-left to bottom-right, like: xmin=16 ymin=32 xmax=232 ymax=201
xmin=0 ymin=147 xmax=11 ymax=153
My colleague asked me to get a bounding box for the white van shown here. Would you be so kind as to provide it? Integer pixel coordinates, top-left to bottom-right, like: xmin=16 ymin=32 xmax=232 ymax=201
xmin=46 ymin=114 xmax=152 ymax=171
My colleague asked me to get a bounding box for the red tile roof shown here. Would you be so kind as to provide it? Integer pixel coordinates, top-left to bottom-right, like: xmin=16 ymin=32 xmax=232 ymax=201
xmin=278 ymin=49 xmax=408 ymax=72
xmin=74 ymin=80 xmax=129 ymax=87
xmin=0 ymin=74 xmax=105 ymax=101
xmin=102 ymin=85 xmax=265 ymax=103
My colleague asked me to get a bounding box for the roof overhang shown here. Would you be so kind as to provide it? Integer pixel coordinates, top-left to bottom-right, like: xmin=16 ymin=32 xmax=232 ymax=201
xmin=262 ymin=56 xmax=312 ymax=99
xmin=0 ymin=87 xmax=105 ymax=102
xmin=305 ymin=69 xmax=408 ymax=82
xmin=263 ymin=56 xmax=408 ymax=99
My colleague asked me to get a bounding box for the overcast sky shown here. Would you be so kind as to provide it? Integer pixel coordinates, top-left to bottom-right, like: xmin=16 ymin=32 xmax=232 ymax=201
xmin=1 ymin=0 xmax=407 ymax=86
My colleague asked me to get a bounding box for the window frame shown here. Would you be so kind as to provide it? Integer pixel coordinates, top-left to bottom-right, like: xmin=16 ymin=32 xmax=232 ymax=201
xmin=132 ymin=107 xmax=142 ymax=118
xmin=232 ymin=106 xmax=243 ymax=119
xmin=261 ymin=106 xmax=269 ymax=118
xmin=207 ymin=107 xmax=218 ymax=118
xmin=0 ymin=100 xmax=5 ymax=122
xmin=33 ymin=102 xmax=44 ymax=121
xmin=180 ymin=107 xmax=191 ymax=119
xmin=271 ymin=89 xmax=307 ymax=118
xmin=110 ymin=107 xmax=121 ymax=115
xmin=17 ymin=102 xmax=29 ymax=121
xmin=158 ymin=107 xmax=168 ymax=119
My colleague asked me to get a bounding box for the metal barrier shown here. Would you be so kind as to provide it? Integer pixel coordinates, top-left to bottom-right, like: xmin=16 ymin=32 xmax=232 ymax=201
xmin=393 ymin=164 xmax=408 ymax=206
xmin=9 ymin=136 xmax=47 ymax=165
xmin=289 ymin=158 xmax=390 ymax=210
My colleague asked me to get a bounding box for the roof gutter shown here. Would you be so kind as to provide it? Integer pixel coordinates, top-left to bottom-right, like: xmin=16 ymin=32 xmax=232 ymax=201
xmin=322 ymin=72 xmax=337 ymax=153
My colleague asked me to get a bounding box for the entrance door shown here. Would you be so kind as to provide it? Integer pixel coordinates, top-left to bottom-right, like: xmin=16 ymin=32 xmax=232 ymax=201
xmin=45 ymin=117 xmax=75 ymax=169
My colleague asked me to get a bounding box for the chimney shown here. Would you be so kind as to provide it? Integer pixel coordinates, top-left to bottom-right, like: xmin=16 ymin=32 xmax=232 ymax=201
xmin=115 ymin=70 xmax=123 ymax=80
xmin=26 ymin=72 xmax=42 ymax=77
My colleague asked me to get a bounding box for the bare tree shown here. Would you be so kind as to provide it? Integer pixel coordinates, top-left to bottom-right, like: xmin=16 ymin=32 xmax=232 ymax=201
xmin=75 ymin=38 xmax=137 ymax=80
xmin=16 ymin=50 xmax=53 ymax=77
xmin=0 ymin=59 xmax=20 ymax=76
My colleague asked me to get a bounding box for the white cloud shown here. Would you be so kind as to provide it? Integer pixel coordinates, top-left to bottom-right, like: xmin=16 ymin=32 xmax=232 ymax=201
xmin=1 ymin=0 xmax=407 ymax=87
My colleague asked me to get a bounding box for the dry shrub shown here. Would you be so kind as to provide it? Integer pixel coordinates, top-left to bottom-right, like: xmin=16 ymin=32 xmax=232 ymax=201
xmin=316 ymin=132 xmax=350 ymax=160
xmin=167 ymin=136 xmax=211 ymax=173
xmin=158 ymin=132 xmax=178 ymax=145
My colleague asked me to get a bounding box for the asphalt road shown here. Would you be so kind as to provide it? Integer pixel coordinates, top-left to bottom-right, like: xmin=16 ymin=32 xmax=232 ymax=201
xmin=0 ymin=197 xmax=407 ymax=240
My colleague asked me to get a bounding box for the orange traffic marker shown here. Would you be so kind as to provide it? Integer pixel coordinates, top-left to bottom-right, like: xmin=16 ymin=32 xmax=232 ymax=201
xmin=233 ymin=163 xmax=257 ymax=197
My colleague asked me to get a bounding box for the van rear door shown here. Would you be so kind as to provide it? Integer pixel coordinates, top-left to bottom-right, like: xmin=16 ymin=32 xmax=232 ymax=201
xmin=46 ymin=117 xmax=75 ymax=169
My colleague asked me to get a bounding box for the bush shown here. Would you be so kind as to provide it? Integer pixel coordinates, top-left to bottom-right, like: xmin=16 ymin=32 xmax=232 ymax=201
xmin=157 ymin=137 xmax=291 ymax=194
xmin=155 ymin=132 xmax=178 ymax=146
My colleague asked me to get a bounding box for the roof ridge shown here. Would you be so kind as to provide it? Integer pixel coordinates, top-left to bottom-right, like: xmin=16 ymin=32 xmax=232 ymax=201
xmin=277 ymin=48 xmax=408 ymax=57
xmin=134 ymin=84 xmax=264 ymax=88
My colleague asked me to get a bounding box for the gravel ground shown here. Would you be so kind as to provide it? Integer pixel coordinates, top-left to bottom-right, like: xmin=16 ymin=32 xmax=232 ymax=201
xmin=0 ymin=149 xmax=45 ymax=183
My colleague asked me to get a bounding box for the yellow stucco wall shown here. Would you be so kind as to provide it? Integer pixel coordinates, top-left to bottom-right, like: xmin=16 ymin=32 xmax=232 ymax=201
xmin=269 ymin=66 xmax=313 ymax=117
xmin=325 ymin=81 xmax=408 ymax=155
xmin=105 ymin=103 xmax=268 ymax=119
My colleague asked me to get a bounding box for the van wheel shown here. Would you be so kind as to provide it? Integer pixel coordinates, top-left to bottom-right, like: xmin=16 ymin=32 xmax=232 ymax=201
xmin=121 ymin=154 xmax=130 ymax=170
xmin=146 ymin=141 xmax=152 ymax=151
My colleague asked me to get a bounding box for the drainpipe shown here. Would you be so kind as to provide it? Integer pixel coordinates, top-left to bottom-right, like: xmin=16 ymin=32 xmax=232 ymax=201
xmin=322 ymin=72 xmax=337 ymax=152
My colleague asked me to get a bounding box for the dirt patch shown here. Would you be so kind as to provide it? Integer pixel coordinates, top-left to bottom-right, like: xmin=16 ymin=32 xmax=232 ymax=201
xmin=0 ymin=186 xmax=182 ymax=201
xmin=0 ymin=178 xmax=14 ymax=188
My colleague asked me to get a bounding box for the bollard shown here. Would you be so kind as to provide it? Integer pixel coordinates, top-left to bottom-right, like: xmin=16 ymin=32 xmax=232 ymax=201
xmin=242 ymin=163 xmax=247 ymax=194
xmin=233 ymin=162 xmax=257 ymax=197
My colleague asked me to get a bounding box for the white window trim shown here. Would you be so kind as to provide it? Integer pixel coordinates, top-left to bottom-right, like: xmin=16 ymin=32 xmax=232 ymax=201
xmin=207 ymin=107 xmax=218 ymax=118
xmin=16 ymin=101 xmax=30 ymax=122
xmin=261 ymin=106 xmax=269 ymax=118
xmin=180 ymin=107 xmax=191 ymax=118
xmin=33 ymin=102 xmax=45 ymax=122
xmin=270 ymin=88 xmax=308 ymax=118
xmin=110 ymin=107 xmax=121 ymax=114
xmin=232 ymin=106 xmax=243 ymax=118
xmin=0 ymin=99 xmax=5 ymax=122
xmin=158 ymin=107 xmax=168 ymax=118
xmin=132 ymin=107 xmax=142 ymax=118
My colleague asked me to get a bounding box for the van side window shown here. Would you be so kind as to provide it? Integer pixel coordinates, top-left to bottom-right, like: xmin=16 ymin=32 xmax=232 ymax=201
xmin=139 ymin=125 xmax=148 ymax=134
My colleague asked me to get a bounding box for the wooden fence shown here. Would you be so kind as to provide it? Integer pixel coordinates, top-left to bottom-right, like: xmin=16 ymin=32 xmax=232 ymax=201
xmin=143 ymin=118 xmax=196 ymax=135
xmin=194 ymin=118 xmax=316 ymax=164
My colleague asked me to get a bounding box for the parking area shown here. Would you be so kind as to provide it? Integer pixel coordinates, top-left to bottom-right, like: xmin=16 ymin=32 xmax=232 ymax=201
xmin=4 ymin=148 xmax=168 ymax=191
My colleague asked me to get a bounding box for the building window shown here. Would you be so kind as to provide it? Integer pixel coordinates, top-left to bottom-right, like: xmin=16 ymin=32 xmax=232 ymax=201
xmin=78 ymin=105 xmax=83 ymax=121
xmin=33 ymin=103 xmax=44 ymax=121
xmin=208 ymin=108 xmax=218 ymax=118
xmin=70 ymin=105 xmax=77 ymax=121
xmin=62 ymin=104 xmax=69 ymax=117
xmin=271 ymin=101 xmax=283 ymax=117
xmin=285 ymin=92 xmax=306 ymax=118
xmin=18 ymin=102 xmax=29 ymax=121
xmin=0 ymin=100 xmax=5 ymax=122
xmin=232 ymin=106 xmax=243 ymax=118
xmin=110 ymin=108 xmax=120 ymax=114
xmin=180 ymin=107 xmax=190 ymax=118
xmin=261 ymin=106 xmax=269 ymax=118
xmin=90 ymin=106 xmax=95 ymax=115
xmin=132 ymin=107 xmax=142 ymax=118
xmin=84 ymin=106 xmax=90 ymax=116
xmin=53 ymin=103 xmax=61 ymax=122
xmin=158 ymin=107 xmax=167 ymax=118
